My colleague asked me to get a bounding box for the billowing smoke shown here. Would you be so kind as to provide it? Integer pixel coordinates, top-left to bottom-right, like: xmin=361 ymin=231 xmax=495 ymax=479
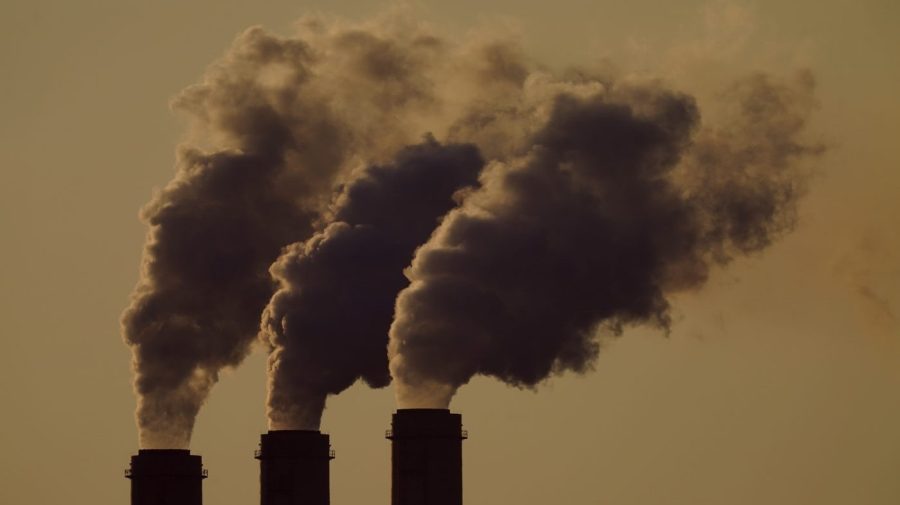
xmin=261 ymin=138 xmax=483 ymax=429
xmin=121 ymin=18 xmax=462 ymax=448
xmin=120 ymin=28 xmax=342 ymax=449
xmin=389 ymin=72 xmax=823 ymax=408
xmin=121 ymin=13 xmax=521 ymax=445
xmin=123 ymin=9 xmax=822 ymax=443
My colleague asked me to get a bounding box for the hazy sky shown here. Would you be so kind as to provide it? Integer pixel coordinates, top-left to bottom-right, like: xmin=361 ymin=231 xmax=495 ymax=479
xmin=1 ymin=1 xmax=898 ymax=505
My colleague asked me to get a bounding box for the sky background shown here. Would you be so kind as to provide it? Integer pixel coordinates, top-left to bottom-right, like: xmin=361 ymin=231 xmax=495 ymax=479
xmin=1 ymin=1 xmax=898 ymax=504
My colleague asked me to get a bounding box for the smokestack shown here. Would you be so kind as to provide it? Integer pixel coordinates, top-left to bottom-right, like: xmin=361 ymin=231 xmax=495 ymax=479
xmin=387 ymin=409 xmax=467 ymax=505
xmin=256 ymin=430 xmax=334 ymax=505
xmin=125 ymin=449 xmax=207 ymax=505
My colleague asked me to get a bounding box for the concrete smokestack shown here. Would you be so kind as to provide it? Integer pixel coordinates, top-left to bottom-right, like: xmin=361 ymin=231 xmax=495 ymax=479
xmin=125 ymin=449 xmax=207 ymax=505
xmin=387 ymin=409 xmax=467 ymax=505
xmin=256 ymin=430 xmax=334 ymax=505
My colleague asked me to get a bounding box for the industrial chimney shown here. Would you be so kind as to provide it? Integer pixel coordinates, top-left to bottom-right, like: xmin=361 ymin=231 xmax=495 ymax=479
xmin=256 ymin=430 xmax=335 ymax=505
xmin=387 ymin=409 xmax=467 ymax=505
xmin=125 ymin=449 xmax=207 ymax=505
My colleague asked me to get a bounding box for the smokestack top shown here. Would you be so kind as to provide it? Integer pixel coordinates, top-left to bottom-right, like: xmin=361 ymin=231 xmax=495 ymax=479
xmin=256 ymin=430 xmax=334 ymax=460
xmin=262 ymin=429 xmax=326 ymax=435
xmin=388 ymin=409 xmax=467 ymax=440
xmin=126 ymin=449 xmax=206 ymax=479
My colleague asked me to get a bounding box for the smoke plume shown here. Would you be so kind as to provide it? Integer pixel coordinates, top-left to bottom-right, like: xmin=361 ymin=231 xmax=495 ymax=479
xmin=121 ymin=28 xmax=340 ymax=449
xmin=121 ymin=19 xmax=458 ymax=448
xmin=389 ymin=72 xmax=822 ymax=408
xmin=123 ymin=9 xmax=822 ymax=442
xmin=262 ymin=138 xmax=483 ymax=429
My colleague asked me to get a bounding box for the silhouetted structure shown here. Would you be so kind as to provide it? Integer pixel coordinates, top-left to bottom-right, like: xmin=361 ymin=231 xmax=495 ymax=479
xmin=126 ymin=449 xmax=207 ymax=505
xmin=387 ymin=409 xmax=467 ymax=505
xmin=256 ymin=430 xmax=334 ymax=505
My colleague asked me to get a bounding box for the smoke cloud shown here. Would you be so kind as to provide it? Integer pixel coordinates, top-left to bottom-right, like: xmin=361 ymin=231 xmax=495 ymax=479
xmin=120 ymin=28 xmax=342 ymax=449
xmin=121 ymin=19 xmax=461 ymax=448
xmin=122 ymin=14 xmax=520 ymax=445
xmin=262 ymin=138 xmax=483 ymax=429
xmin=123 ymin=9 xmax=823 ymax=442
xmin=389 ymin=72 xmax=823 ymax=408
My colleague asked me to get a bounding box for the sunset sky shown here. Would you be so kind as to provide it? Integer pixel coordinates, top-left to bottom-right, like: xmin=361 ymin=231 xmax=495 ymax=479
xmin=1 ymin=1 xmax=898 ymax=504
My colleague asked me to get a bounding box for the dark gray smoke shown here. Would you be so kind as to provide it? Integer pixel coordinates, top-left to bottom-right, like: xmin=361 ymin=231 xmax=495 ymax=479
xmin=122 ymin=11 xmax=823 ymax=442
xmin=261 ymin=138 xmax=483 ymax=429
xmin=389 ymin=73 xmax=823 ymax=407
xmin=120 ymin=25 xmax=342 ymax=448
xmin=120 ymin=15 xmax=523 ymax=447
xmin=120 ymin=22 xmax=439 ymax=448
xmin=121 ymin=150 xmax=322 ymax=449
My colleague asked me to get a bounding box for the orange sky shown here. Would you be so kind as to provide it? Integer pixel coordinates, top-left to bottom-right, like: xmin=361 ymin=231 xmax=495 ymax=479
xmin=0 ymin=1 xmax=898 ymax=504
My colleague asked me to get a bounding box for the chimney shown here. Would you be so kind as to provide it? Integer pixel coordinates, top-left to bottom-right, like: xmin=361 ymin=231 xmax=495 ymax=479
xmin=387 ymin=409 xmax=467 ymax=505
xmin=256 ymin=430 xmax=334 ymax=505
xmin=125 ymin=449 xmax=207 ymax=505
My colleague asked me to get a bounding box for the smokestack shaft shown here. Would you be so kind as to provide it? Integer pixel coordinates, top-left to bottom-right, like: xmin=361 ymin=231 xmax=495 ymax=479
xmin=126 ymin=449 xmax=206 ymax=505
xmin=257 ymin=430 xmax=333 ymax=505
xmin=388 ymin=409 xmax=466 ymax=505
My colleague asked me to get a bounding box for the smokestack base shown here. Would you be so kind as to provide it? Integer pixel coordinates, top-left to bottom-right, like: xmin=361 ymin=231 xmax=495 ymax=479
xmin=126 ymin=449 xmax=206 ymax=505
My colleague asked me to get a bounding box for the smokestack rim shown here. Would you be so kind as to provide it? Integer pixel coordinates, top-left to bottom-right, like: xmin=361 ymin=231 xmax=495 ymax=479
xmin=255 ymin=429 xmax=335 ymax=460
xmin=125 ymin=449 xmax=207 ymax=479
xmin=387 ymin=409 xmax=468 ymax=440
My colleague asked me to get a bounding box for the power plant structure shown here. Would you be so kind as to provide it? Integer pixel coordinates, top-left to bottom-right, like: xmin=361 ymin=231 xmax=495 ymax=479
xmin=256 ymin=430 xmax=335 ymax=505
xmin=387 ymin=408 xmax=468 ymax=505
xmin=125 ymin=449 xmax=207 ymax=505
xmin=125 ymin=410 xmax=465 ymax=505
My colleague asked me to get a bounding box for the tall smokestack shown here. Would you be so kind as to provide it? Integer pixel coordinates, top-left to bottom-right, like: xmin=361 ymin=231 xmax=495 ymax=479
xmin=125 ymin=449 xmax=207 ymax=505
xmin=387 ymin=409 xmax=467 ymax=505
xmin=256 ymin=430 xmax=334 ymax=505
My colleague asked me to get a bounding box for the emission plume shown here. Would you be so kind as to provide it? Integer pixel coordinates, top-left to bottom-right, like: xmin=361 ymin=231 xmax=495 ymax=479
xmin=122 ymin=10 xmax=822 ymax=443
xmin=122 ymin=14 xmax=518 ymax=446
xmin=262 ymin=138 xmax=483 ymax=429
xmin=121 ymin=19 xmax=455 ymax=448
xmin=249 ymin=18 xmax=550 ymax=429
xmin=121 ymin=28 xmax=342 ymax=449
xmin=389 ymin=72 xmax=822 ymax=408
